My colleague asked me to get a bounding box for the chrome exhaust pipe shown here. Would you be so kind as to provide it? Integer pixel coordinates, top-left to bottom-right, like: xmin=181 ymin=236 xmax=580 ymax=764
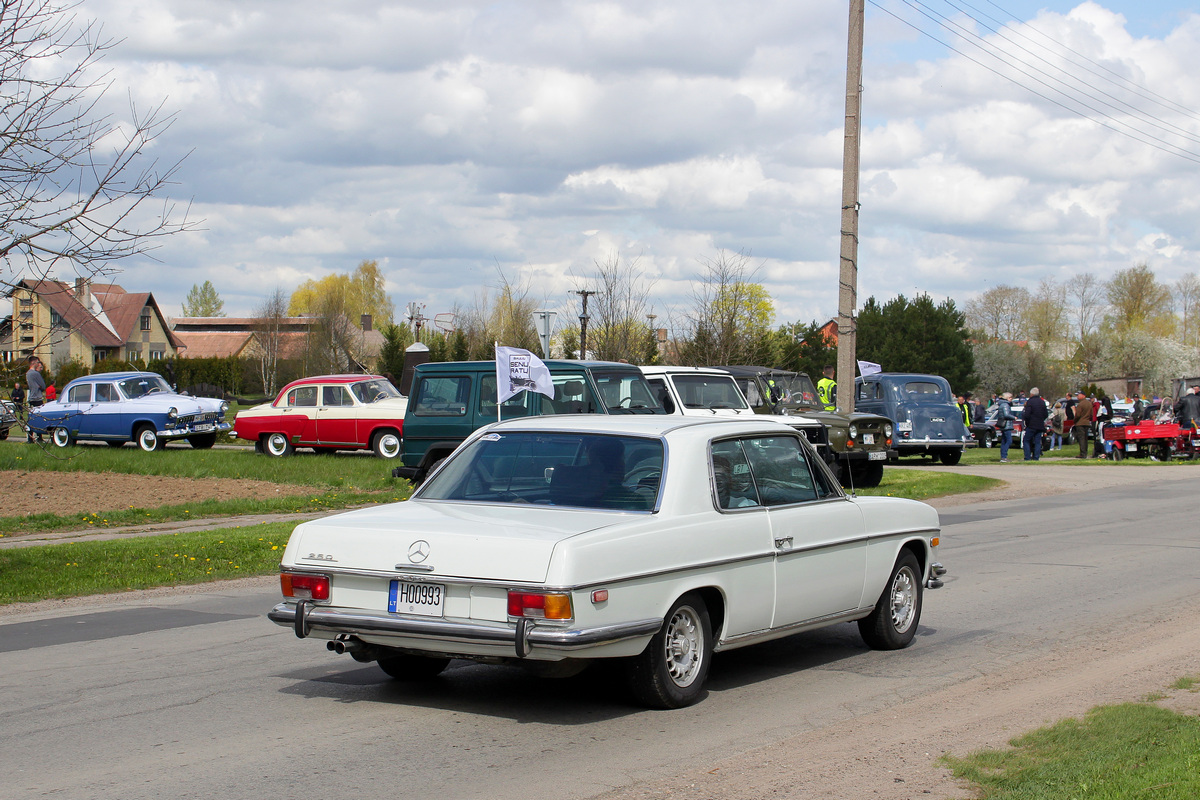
xmin=326 ymin=637 xmax=366 ymax=655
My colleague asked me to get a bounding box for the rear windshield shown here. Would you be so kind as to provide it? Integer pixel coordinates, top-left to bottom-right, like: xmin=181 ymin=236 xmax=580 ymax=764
xmin=418 ymin=432 xmax=664 ymax=511
xmin=902 ymin=381 xmax=948 ymax=400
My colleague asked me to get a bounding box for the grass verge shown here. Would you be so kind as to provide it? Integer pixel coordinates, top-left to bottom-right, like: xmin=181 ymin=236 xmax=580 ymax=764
xmin=856 ymin=468 xmax=1000 ymax=501
xmin=943 ymin=701 xmax=1200 ymax=799
xmin=0 ymin=488 xmax=406 ymax=536
xmin=0 ymin=439 xmax=400 ymax=489
xmin=0 ymin=521 xmax=296 ymax=605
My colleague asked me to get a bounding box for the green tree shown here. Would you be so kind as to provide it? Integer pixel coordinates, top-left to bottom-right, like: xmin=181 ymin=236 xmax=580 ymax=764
xmin=776 ymin=321 xmax=836 ymax=379
xmin=377 ymin=323 xmax=413 ymax=382
xmin=181 ymin=281 xmax=225 ymax=317
xmin=289 ymin=260 xmax=395 ymax=326
xmin=1106 ymin=263 xmax=1174 ymax=336
xmin=857 ymin=294 xmax=974 ymax=388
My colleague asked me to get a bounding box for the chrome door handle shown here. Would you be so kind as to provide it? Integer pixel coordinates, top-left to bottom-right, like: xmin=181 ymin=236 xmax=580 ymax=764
xmin=774 ymin=537 xmax=793 ymax=550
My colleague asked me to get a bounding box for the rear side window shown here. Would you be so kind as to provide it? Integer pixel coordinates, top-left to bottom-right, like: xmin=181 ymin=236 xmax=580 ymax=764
xmin=412 ymin=376 xmax=470 ymax=417
xmin=478 ymin=375 xmax=535 ymax=419
xmin=68 ymin=384 xmax=92 ymax=403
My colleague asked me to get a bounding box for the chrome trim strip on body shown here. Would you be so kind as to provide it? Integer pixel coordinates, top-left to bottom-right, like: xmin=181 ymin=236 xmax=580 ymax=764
xmin=281 ymin=527 xmax=938 ymax=595
xmin=267 ymin=602 xmax=661 ymax=650
xmin=715 ymin=607 xmax=873 ymax=649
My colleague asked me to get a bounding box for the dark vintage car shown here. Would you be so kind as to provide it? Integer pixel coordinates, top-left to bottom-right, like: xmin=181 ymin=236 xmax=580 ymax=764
xmin=0 ymin=399 xmax=17 ymax=440
xmin=854 ymin=373 xmax=974 ymax=464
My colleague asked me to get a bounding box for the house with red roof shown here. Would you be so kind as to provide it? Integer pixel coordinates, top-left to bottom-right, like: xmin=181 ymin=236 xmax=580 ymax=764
xmin=7 ymin=278 xmax=182 ymax=371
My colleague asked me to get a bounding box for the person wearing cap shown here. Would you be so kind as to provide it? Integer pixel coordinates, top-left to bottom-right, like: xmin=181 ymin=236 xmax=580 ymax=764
xmin=1072 ymin=391 xmax=1094 ymax=459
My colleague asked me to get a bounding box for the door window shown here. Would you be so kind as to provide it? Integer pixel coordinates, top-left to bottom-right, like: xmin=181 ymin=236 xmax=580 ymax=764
xmin=95 ymin=384 xmax=118 ymax=402
xmin=741 ymin=436 xmax=819 ymax=506
xmin=67 ymin=384 xmax=92 ymax=403
xmin=322 ymin=385 xmax=354 ymax=406
xmin=412 ymin=376 xmax=470 ymax=416
xmin=287 ymin=386 xmax=318 ymax=407
xmin=710 ymin=440 xmax=761 ymax=510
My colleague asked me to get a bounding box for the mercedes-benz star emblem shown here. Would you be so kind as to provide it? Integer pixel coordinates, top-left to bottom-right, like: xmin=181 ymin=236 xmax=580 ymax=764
xmin=408 ymin=540 xmax=431 ymax=563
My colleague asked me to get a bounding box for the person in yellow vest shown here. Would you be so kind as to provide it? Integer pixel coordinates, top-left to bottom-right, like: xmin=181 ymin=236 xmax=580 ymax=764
xmin=817 ymin=365 xmax=836 ymax=412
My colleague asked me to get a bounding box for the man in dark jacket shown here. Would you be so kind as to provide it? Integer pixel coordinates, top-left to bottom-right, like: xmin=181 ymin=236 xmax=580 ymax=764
xmin=1174 ymin=385 xmax=1200 ymax=430
xmin=1021 ymin=387 xmax=1049 ymax=461
xmin=1072 ymin=392 xmax=1094 ymax=459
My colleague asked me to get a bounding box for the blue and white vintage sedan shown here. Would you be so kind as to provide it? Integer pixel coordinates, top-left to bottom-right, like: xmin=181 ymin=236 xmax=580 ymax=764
xmin=28 ymin=371 xmax=231 ymax=451
xmin=269 ymin=415 xmax=945 ymax=708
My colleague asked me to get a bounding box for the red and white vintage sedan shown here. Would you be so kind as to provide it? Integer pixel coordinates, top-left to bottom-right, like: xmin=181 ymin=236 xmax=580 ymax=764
xmin=234 ymin=375 xmax=407 ymax=458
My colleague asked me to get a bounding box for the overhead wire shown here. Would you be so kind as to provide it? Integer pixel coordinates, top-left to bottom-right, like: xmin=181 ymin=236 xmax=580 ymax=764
xmin=865 ymin=0 xmax=1200 ymax=164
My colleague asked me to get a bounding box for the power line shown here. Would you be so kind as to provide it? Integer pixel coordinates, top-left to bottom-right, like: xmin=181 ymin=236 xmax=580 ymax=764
xmin=867 ymin=0 xmax=1200 ymax=164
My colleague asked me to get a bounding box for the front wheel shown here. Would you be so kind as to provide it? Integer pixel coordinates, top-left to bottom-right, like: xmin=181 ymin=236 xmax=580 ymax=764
xmin=858 ymin=551 xmax=923 ymax=650
xmin=939 ymin=449 xmax=962 ymax=466
xmin=377 ymin=654 xmax=450 ymax=680
xmin=136 ymin=425 xmax=164 ymax=452
xmin=51 ymin=427 xmax=74 ymax=448
xmin=625 ymin=592 xmax=712 ymax=709
xmin=263 ymin=432 xmax=293 ymax=457
xmin=849 ymin=461 xmax=884 ymax=488
xmin=372 ymin=429 xmax=401 ymax=459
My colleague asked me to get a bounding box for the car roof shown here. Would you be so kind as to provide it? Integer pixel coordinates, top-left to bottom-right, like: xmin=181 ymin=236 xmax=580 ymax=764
xmin=69 ymin=371 xmax=159 ymax=383
xmin=862 ymin=373 xmax=949 ymax=382
xmin=710 ymin=365 xmax=801 ymax=378
xmin=284 ymin=374 xmax=384 ymax=385
xmin=483 ymin=414 xmax=798 ymax=439
xmin=640 ymin=366 xmax=735 ymax=378
xmin=415 ymin=359 xmax=642 ymax=372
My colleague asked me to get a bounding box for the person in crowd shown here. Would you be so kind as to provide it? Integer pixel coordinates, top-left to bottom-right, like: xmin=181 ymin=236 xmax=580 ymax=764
xmin=965 ymin=392 xmax=982 ymax=424
xmin=1021 ymin=387 xmax=1049 ymax=461
xmin=10 ymin=381 xmax=24 ymax=414
xmin=956 ymin=394 xmax=971 ymax=426
xmin=25 ymin=355 xmax=45 ymax=443
xmin=817 ymin=365 xmax=836 ymax=412
xmin=996 ymin=392 xmax=1016 ymax=462
xmin=1174 ymin=385 xmax=1200 ymax=431
xmin=1073 ymin=391 xmax=1094 ymax=459
xmin=1093 ymin=395 xmax=1113 ymax=457
xmin=1131 ymin=395 xmax=1145 ymax=423
xmin=45 ymin=383 xmax=56 ymax=401
xmin=1049 ymin=400 xmax=1067 ymax=450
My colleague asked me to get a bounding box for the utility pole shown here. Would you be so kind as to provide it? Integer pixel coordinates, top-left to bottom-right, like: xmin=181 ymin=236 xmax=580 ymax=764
xmin=575 ymin=289 xmax=596 ymax=359
xmin=836 ymin=0 xmax=864 ymax=414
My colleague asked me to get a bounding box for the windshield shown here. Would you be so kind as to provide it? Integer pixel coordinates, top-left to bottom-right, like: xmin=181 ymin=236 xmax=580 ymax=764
xmin=117 ymin=374 xmax=172 ymax=399
xmin=351 ymin=378 xmax=402 ymax=403
xmin=590 ymin=370 xmax=666 ymax=414
xmin=672 ymin=375 xmax=748 ymax=410
xmin=418 ymin=432 xmax=663 ymax=511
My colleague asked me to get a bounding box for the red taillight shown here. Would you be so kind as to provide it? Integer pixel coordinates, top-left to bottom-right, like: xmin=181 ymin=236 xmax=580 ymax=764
xmin=281 ymin=572 xmax=330 ymax=601
xmin=507 ymin=591 xmax=572 ymax=620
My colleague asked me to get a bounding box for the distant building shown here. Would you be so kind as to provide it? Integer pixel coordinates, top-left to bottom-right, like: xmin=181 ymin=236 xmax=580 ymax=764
xmin=7 ymin=278 xmax=181 ymax=371
xmin=171 ymin=313 xmax=385 ymax=372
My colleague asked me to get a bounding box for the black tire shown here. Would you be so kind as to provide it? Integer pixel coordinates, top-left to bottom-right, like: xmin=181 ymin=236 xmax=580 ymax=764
xmin=851 ymin=461 xmax=884 ymax=488
xmin=188 ymin=433 xmax=217 ymax=449
xmin=625 ymin=592 xmax=712 ymax=709
xmin=263 ymin=432 xmax=293 ymax=457
xmin=858 ymin=551 xmax=923 ymax=650
xmin=0 ymin=426 xmax=9 ymax=441
xmin=51 ymin=427 xmax=74 ymax=448
xmin=377 ymin=654 xmax=450 ymax=680
xmin=371 ymin=429 xmax=402 ymax=459
xmin=136 ymin=424 xmax=164 ymax=452
xmin=938 ymin=449 xmax=962 ymax=466
xmin=106 ymin=440 xmax=125 ymax=448
xmin=1111 ymin=446 xmax=1124 ymax=462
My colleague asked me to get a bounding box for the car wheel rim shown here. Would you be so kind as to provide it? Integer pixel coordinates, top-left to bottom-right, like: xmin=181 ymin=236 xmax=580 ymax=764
xmin=266 ymin=434 xmax=288 ymax=456
xmin=52 ymin=428 xmax=70 ymax=447
xmin=378 ymin=433 xmax=400 ymax=458
xmin=664 ymin=605 xmax=703 ymax=688
xmin=139 ymin=430 xmax=157 ymax=450
xmin=890 ymin=566 xmax=917 ymax=634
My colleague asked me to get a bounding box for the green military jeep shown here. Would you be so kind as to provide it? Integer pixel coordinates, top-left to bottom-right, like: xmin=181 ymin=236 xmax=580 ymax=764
xmin=392 ymin=360 xmax=665 ymax=484
xmin=712 ymin=365 xmax=896 ymax=488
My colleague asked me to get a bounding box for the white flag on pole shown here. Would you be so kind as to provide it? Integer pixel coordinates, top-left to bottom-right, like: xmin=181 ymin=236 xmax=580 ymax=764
xmin=495 ymin=345 xmax=555 ymax=403
xmin=857 ymin=360 xmax=882 ymax=376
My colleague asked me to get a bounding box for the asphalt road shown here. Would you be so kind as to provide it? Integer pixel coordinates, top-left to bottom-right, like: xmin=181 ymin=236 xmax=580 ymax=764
xmin=2 ymin=472 xmax=1198 ymax=800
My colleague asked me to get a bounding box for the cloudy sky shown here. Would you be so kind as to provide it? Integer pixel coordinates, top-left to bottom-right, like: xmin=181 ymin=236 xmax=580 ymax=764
xmin=68 ymin=0 xmax=1200 ymax=332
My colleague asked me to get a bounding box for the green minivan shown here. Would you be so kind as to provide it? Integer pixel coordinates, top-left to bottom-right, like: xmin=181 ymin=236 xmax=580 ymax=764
xmin=392 ymin=360 xmax=666 ymax=484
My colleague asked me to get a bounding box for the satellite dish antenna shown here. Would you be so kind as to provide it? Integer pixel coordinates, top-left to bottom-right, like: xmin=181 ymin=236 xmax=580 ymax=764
xmin=433 ymin=312 xmax=456 ymax=333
